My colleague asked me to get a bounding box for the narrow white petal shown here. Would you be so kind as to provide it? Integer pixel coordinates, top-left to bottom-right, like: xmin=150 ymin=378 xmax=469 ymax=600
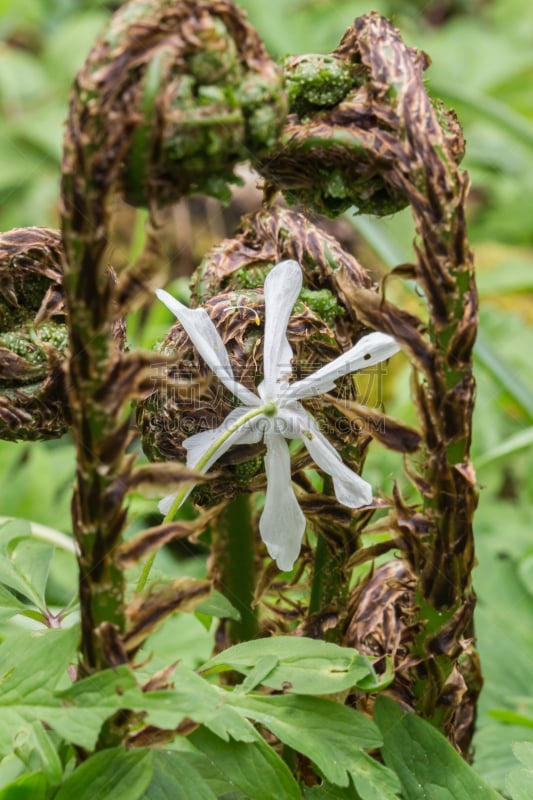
xmin=160 ymin=409 xmax=267 ymax=516
xmin=158 ymin=492 xmax=178 ymax=515
xmin=259 ymin=433 xmax=306 ymax=571
xmin=285 ymin=406 xmax=373 ymax=507
xmin=261 ymin=260 xmax=302 ymax=398
xmin=284 ymin=331 xmax=399 ymax=401
xmin=156 ymin=289 xmax=258 ymax=406
xmin=184 ymin=407 xmax=266 ymax=473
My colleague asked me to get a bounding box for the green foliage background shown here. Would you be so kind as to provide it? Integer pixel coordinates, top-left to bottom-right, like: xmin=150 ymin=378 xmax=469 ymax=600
xmin=1 ymin=0 xmax=533 ymax=795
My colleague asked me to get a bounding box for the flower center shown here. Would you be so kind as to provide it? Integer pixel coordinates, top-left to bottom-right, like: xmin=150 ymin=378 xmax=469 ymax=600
xmin=262 ymin=400 xmax=277 ymax=417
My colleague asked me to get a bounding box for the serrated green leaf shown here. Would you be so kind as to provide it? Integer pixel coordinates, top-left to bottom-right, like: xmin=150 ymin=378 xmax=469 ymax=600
xmin=201 ymin=636 xmax=376 ymax=695
xmin=52 ymin=666 xmax=147 ymax=750
xmin=57 ymin=663 xmax=256 ymax=748
xmin=191 ymin=725 xmax=301 ymax=800
xmin=142 ymin=687 xmax=256 ymax=744
xmin=0 ymin=627 xmax=79 ymax=757
xmin=227 ymin=692 xmax=382 ymax=786
xmin=374 ymin=696 xmax=504 ymax=799
xmin=55 ymin=748 xmax=153 ymax=800
xmin=0 ymin=627 xmax=78 ymax=696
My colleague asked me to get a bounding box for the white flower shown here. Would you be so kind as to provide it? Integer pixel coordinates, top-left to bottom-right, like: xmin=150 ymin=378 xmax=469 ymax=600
xmin=156 ymin=260 xmax=399 ymax=571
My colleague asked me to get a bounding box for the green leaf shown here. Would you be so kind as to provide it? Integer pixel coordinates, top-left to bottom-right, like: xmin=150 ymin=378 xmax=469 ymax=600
xmin=201 ymin=636 xmax=377 ymax=695
xmin=8 ymin=721 xmax=63 ymax=791
xmin=0 ymin=443 xmax=74 ymax=532
xmin=431 ymin=81 xmax=533 ymax=153
xmin=195 ymin=590 xmax=241 ymax=622
xmin=513 ymin=742 xmax=533 ymax=767
xmin=55 ymin=748 xmax=153 ymax=800
xmin=302 ymin=754 xmax=401 ymax=800
xmin=374 ymin=696 xmax=504 ymax=799
xmin=58 ymin=663 xmax=256 ymax=748
xmin=0 ymin=520 xmax=54 ymax=609
xmin=143 ymin=750 xmax=217 ymax=800
xmin=53 ymin=746 xmax=230 ymax=800
xmin=143 ymin=668 xmax=256 ymax=743
xmin=228 ymin=692 xmax=382 ymax=787
xmin=475 ymin=330 xmax=533 ymax=424
xmin=165 ymin=737 xmax=248 ymax=798
xmin=0 ymin=582 xmax=27 ymax=621
xmin=0 ymin=772 xmax=48 ymax=800
xmin=28 ymin=722 xmax=63 ymax=785
xmin=138 ymin=608 xmax=213 ymax=672
xmin=303 ymin=782 xmax=363 ymax=799
xmin=472 ymin=505 xmax=533 ymax=786
xmin=51 ymin=666 xmax=148 ymax=751
xmin=0 ymin=520 xmax=29 ymax=543
xmin=0 ymin=627 xmax=78 ymax=757
xmin=190 ymin=726 xmax=301 ymax=800
xmin=344 ymin=751 xmax=401 ymax=800
xmin=0 ymin=628 xmax=78 ymax=692
xmin=131 ymin=678 xmax=394 ymax=798
xmin=236 ymin=656 xmax=280 ymax=694
xmin=506 ymin=742 xmax=533 ymax=800
xmin=477 ymin=258 xmax=533 ymax=296
xmin=490 ymin=710 xmax=533 ymax=728
xmin=0 ymin=752 xmax=25 ymax=789
xmin=474 ymin=724 xmax=533 ymax=793
xmin=8 ymin=539 xmax=54 ymax=608
xmin=477 ymin=426 xmax=533 ymax=468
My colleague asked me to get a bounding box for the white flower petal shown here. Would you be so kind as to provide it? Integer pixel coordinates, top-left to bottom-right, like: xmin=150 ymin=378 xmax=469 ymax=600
xmin=261 ymin=260 xmax=302 ymax=399
xmin=156 ymin=288 xmax=258 ymax=406
xmin=184 ymin=407 xmax=266 ymax=473
xmin=288 ymin=407 xmax=373 ymax=507
xmin=160 ymin=408 xmax=267 ymax=517
xmin=273 ymin=403 xmax=307 ymax=439
xmin=158 ymin=491 xmax=178 ymax=515
xmin=259 ymin=432 xmax=306 ymax=571
xmin=284 ymin=331 xmax=399 ymax=401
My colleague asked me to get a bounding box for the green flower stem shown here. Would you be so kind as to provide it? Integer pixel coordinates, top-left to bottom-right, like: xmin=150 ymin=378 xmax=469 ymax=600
xmin=214 ymin=493 xmax=259 ymax=643
xmin=308 ymin=531 xmax=331 ymax=616
xmin=136 ymin=402 xmax=275 ymax=594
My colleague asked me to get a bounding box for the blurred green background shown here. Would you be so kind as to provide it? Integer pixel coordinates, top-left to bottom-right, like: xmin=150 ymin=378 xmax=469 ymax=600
xmin=1 ymin=0 xmax=533 ymax=790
